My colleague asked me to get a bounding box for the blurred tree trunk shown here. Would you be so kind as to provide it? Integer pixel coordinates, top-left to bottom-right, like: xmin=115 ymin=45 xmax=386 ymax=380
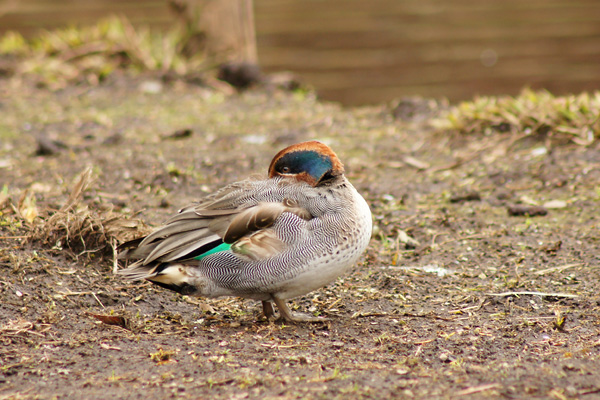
xmin=170 ymin=0 xmax=257 ymax=65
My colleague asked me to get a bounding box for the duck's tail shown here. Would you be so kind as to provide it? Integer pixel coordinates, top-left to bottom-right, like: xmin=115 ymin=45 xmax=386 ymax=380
xmin=117 ymin=260 xmax=201 ymax=296
xmin=116 ymin=234 xmax=233 ymax=296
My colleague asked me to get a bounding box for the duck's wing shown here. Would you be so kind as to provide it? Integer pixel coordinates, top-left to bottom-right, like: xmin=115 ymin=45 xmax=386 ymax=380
xmin=117 ymin=179 xmax=313 ymax=277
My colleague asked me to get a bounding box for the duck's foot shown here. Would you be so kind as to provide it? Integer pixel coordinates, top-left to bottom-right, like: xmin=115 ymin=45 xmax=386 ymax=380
xmin=272 ymin=297 xmax=328 ymax=323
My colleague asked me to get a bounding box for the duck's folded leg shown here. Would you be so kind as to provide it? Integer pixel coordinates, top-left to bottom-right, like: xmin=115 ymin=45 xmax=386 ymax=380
xmin=272 ymin=297 xmax=328 ymax=323
xmin=262 ymin=301 xmax=275 ymax=319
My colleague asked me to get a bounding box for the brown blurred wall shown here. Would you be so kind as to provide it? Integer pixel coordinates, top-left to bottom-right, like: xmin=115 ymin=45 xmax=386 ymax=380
xmin=1 ymin=0 xmax=599 ymax=105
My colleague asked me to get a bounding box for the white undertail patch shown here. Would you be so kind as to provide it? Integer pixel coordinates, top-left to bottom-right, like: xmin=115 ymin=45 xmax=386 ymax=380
xmin=149 ymin=265 xmax=190 ymax=285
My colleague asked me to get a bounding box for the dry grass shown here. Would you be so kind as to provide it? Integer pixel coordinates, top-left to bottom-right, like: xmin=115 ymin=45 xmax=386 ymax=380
xmin=433 ymin=89 xmax=600 ymax=145
xmin=0 ymin=16 xmax=207 ymax=88
xmin=28 ymin=167 xmax=147 ymax=259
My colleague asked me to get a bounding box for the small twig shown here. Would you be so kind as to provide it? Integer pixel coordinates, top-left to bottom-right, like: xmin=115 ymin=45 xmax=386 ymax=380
xmin=22 ymin=329 xmax=46 ymax=338
xmin=534 ymin=263 xmax=581 ymax=276
xmin=414 ymin=345 xmax=423 ymax=357
xmin=579 ymin=388 xmax=600 ymax=396
xmin=399 ymin=312 xmax=455 ymax=321
xmin=1 ymin=361 xmax=35 ymax=373
xmin=457 ymin=383 xmax=501 ymax=396
xmin=413 ymin=338 xmax=435 ymax=345
xmin=485 ymin=291 xmax=578 ymax=299
xmin=475 ymin=298 xmax=487 ymax=311
xmin=92 ymin=292 xmax=105 ymax=309
xmin=436 ymin=234 xmax=488 ymax=247
xmin=326 ymin=298 xmax=341 ymax=310
xmin=351 ymin=311 xmax=389 ymax=318
xmin=111 ymin=238 xmax=119 ymax=275
xmin=0 ymin=235 xmax=29 ymax=239
xmin=0 ymin=320 xmax=48 ymax=338
xmin=450 ymin=299 xmax=487 ymax=314
xmin=57 ymin=290 xmax=98 ymax=296
xmin=260 ymin=343 xmax=304 ymax=349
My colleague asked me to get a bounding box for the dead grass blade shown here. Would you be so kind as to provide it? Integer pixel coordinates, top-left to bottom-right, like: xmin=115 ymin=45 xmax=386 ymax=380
xmin=457 ymin=383 xmax=501 ymax=396
xmin=534 ymin=263 xmax=581 ymax=276
xmin=0 ymin=319 xmax=51 ymax=339
xmin=61 ymin=166 xmax=93 ymax=212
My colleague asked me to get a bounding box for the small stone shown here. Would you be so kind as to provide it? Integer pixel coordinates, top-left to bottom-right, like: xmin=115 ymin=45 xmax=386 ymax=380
xmin=163 ymin=129 xmax=193 ymax=140
xmin=449 ymin=191 xmax=481 ymax=203
xmin=103 ymin=133 xmax=123 ymax=145
xmin=139 ymin=80 xmax=163 ymax=94
xmin=530 ymin=147 xmax=548 ymax=157
xmin=243 ymin=134 xmax=267 ymax=145
xmin=543 ymin=200 xmax=567 ymax=209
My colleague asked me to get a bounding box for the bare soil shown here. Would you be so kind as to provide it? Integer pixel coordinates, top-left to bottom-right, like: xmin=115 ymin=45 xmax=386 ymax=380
xmin=1 ymin=74 xmax=600 ymax=400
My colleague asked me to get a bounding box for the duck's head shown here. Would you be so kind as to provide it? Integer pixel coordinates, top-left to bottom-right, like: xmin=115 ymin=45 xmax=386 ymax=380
xmin=268 ymin=141 xmax=345 ymax=187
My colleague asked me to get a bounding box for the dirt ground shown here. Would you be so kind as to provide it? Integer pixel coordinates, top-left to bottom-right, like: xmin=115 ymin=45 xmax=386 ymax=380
xmin=1 ymin=74 xmax=600 ymax=400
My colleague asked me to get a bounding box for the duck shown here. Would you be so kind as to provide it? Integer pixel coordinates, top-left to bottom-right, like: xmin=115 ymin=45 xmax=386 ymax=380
xmin=117 ymin=141 xmax=372 ymax=322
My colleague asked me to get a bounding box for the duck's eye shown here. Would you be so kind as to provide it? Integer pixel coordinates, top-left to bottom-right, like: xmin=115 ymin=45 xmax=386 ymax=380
xmin=281 ymin=166 xmax=291 ymax=173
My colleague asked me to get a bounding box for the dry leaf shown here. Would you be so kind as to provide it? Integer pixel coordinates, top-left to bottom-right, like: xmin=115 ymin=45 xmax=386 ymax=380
xmin=18 ymin=190 xmax=38 ymax=223
xmin=87 ymin=312 xmax=129 ymax=330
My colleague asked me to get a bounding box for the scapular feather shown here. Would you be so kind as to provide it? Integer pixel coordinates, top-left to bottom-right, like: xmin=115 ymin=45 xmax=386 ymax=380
xmin=140 ymin=219 xmax=211 ymax=246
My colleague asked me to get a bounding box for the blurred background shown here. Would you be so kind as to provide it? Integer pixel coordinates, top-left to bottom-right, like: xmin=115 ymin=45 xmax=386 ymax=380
xmin=1 ymin=0 xmax=599 ymax=105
